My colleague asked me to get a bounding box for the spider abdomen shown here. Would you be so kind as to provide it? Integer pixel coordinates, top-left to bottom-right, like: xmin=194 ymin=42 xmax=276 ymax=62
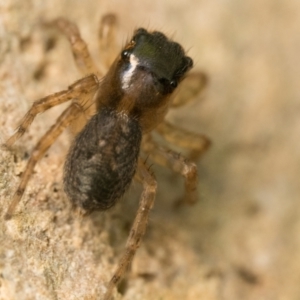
xmin=63 ymin=107 xmax=142 ymax=212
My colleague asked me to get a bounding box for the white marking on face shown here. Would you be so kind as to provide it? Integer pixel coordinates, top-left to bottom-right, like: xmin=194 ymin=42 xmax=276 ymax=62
xmin=121 ymin=54 xmax=139 ymax=90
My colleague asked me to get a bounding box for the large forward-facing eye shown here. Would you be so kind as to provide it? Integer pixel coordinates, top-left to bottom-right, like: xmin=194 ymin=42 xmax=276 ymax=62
xmin=170 ymin=80 xmax=178 ymax=89
xmin=121 ymin=50 xmax=131 ymax=60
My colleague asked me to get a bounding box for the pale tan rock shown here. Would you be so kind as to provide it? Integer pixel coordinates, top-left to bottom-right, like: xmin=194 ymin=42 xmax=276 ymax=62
xmin=1 ymin=0 xmax=300 ymax=299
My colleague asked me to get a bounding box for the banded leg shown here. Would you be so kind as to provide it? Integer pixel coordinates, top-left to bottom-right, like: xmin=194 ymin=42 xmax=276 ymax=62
xmin=143 ymin=135 xmax=198 ymax=205
xmin=98 ymin=13 xmax=118 ymax=69
xmin=5 ymin=103 xmax=83 ymax=220
xmin=51 ymin=18 xmax=100 ymax=76
xmin=156 ymin=121 xmax=211 ymax=161
xmin=5 ymin=74 xmax=98 ymax=147
xmin=103 ymin=160 xmax=157 ymax=300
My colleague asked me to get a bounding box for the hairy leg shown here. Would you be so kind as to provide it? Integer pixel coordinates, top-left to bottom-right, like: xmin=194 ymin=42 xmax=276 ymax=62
xmin=103 ymin=159 xmax=157 ymax=300
xmin=5 ymin=74 xmax=98 ymax=147
xmin=5 ymin=102 xmax=84 ymax=220
xmin=98 ymin=13 xmax=118 ymax=69
xmin=156 ymin=121 xmax=211 ymax=161
xmin=51 ymin=18 xmax=100 ymax=76
xmin=143 ymin=134 xmax=198 ymax=205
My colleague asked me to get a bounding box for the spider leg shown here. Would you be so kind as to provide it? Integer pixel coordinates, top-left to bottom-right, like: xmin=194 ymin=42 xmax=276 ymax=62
xmin=98 ymin=13 xmax=118 ymax=69
xmin=51 ymin=18 xmax=100 ymax=76
xmin=103 ymin=159 xmax=157 ymax=300
xmin=5 ymin=74 xmax=98 ymax=147
xmin=5 ymin=102 xmax=84 ymax=220
xmin=142 ymin=134 xmax=198 ymax=205
xmin=171 ymin=72 xmax=207 ymax=108
xmin=155 ymin=121 xmax=211 ymax=161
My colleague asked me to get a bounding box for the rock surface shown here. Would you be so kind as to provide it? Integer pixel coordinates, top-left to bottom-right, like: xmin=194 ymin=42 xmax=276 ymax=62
xmin=1 ymin=0 xmax=300 ymax=299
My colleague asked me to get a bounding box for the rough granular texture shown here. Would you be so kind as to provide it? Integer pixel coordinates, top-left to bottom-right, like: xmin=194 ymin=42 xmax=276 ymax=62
xmin=1 ymin=0 xmax=300 ymax=300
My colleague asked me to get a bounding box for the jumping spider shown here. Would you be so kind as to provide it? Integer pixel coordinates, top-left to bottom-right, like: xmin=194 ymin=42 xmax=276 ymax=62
xmin=4 ymin=14 xmax=210 ymax=300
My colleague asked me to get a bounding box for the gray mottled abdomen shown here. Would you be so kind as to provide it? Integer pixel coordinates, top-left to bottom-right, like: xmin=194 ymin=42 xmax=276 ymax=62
xmin=63 ymin=108 xmax=142 ymax=212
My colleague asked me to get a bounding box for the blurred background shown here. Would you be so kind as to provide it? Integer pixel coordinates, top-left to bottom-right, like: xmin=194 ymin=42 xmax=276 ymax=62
xmin=1 ymin=0 xmax=300 ymax=299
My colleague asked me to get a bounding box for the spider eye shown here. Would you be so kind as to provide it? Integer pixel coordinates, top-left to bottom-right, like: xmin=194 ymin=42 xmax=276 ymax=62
xmin=121 ymin=50 xmax=131 ymax=60
xmin=158 ymin=78 xmax=178 ymax=94
xmin=170 ymin=80 xmax=177 ymax=88
xmin=180 ymin=56 xmax=193 ymax=74
xmin=184 ymin=57 xmax=193 ymax=69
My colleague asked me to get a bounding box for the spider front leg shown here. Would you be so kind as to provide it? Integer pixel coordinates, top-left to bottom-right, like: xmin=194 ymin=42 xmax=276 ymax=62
xmin=5 ymin=74 xmax=98 ymax=147
xmin=103 ymin=159 xmax=157 ymax=300
xmin=166 ymin=71 xmax=210 ymax=160
xmin=52 ymin=13 xmax=118 ymax=77
xmin=51 ymin=18 xmax=100 ymax=76
xmin=98 ymin=13 xmax=118 ymax=69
